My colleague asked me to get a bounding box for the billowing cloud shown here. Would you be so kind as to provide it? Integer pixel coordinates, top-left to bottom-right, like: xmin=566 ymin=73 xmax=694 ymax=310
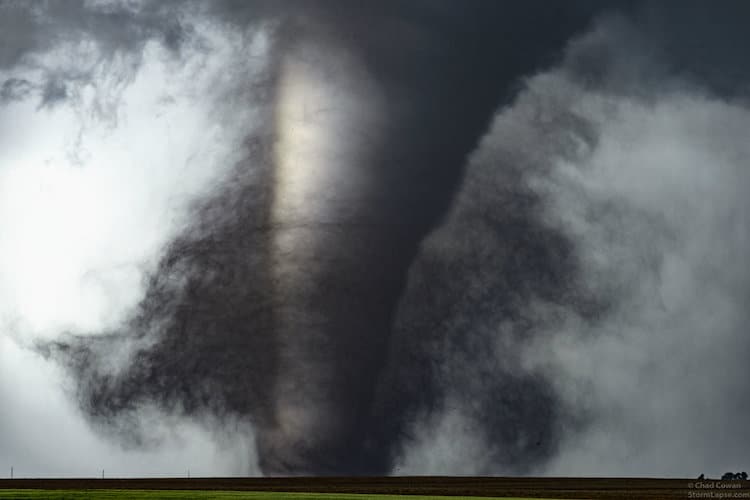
xmin=392 ymin=10 xmax=750 ymax=477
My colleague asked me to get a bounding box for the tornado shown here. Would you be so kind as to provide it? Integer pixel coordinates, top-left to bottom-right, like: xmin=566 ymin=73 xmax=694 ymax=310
xmin=24 ymin=0 xmax=634 ymax=475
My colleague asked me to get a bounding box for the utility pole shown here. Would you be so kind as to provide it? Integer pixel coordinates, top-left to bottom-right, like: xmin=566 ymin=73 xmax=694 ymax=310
xmin=10 ymin=466 xmax=12 ymax=479
xmin=102 ymin=469 xmax=104 ymax=479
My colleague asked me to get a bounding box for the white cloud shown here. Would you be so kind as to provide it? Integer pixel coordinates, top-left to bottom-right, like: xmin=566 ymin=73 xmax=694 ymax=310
xmin=393 ymin=400 xmax=497 ymax=476
xmin=527 ymin=82 xmax=750 ymax=477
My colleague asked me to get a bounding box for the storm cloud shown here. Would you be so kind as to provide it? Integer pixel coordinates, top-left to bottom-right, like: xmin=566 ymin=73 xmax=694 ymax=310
xmin=1 ymin=0 xmax=749 ymax=478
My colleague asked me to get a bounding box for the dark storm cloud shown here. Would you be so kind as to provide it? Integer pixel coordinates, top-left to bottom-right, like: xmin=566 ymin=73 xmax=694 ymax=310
xmin=20 ymin=0 xmax=750 ymax=479
xmin=638 ymin=0 xmax=750 ymax=97
xmin=0 ymin=0 xmax=189 ymax=65
xmin=0 ymin=77 xmax=32 ymax=103
xmin=561 ymin=0 xmax=750 ymax=99
xmin=0 ymin=0 xmax=192 ymax=109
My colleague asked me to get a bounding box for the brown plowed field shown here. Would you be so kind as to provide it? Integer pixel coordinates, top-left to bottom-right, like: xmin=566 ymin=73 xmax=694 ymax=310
xmin=2 ymin=476 xmax=746 ymax=499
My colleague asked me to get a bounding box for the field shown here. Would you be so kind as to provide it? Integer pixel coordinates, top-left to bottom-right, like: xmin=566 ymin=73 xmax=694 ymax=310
xmin=1 ymin=476 xmax=743 ymax=499
xmin=0 ymin=476 xmax=750 ymax=500
xmin=0 ymin=492 xmax=540 ymax=500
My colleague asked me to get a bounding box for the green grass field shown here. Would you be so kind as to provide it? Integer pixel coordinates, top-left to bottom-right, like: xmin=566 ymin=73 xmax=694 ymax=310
xmin=0 ymin=491 xmax=543 ymax=500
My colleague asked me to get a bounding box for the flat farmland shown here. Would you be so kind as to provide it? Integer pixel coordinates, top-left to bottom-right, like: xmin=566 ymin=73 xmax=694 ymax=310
xmin=0 ymin=491 xmax=547 ymax=500
xmin=1 ymin=476 xmax=740 ymax=499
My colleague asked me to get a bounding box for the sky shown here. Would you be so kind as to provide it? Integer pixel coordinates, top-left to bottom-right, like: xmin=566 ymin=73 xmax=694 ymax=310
xmin=0 ymin=0 xmax=749 ymax=478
